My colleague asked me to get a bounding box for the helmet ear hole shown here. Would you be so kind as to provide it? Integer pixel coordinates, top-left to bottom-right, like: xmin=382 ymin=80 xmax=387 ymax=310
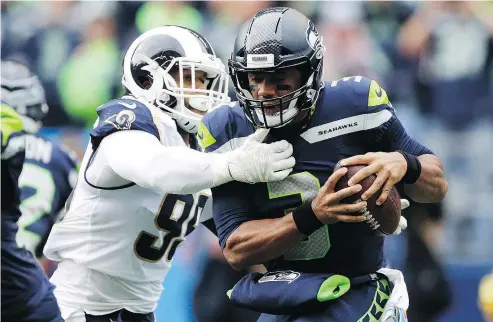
xmin=139 ymin=77 xmax=152 ymax=90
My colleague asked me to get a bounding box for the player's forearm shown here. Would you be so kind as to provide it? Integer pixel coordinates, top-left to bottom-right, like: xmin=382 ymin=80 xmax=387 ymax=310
xmin=103 ymin=131 xmax=231 ymax=195
xmin=114 ymin=147 xmax=227 ymax=194
xmin=404 ymin=154 xmax=448 ymax=203
xmin=223 ymin=214 xmax=305 ymax=270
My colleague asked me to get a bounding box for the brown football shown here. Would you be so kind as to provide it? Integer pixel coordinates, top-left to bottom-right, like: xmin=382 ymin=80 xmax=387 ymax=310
xmin=334 ymin=163 xmax=401 ymax=235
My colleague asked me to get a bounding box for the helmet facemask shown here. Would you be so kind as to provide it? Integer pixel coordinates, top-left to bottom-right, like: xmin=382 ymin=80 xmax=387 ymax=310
xmin=122 ymin=26 xmax=230 ymax=134
xmin=229 ymin=8 xmax=326 ymax=129
xmin=231 ymin=62 xmax=321 ymax=128
xmin=123 ymin=53 xmax=229 ymax=133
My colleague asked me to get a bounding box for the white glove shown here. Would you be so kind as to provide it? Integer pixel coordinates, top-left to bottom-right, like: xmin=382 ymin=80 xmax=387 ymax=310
xmin=212 ymin=128 xmax=295 ymax=186
xmin=392 ymin=199 xmax=410 ymax=235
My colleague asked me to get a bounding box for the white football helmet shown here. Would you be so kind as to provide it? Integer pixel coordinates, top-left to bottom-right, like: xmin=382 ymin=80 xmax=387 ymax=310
xmin=122 ymin=26 xmax=230 ymax=133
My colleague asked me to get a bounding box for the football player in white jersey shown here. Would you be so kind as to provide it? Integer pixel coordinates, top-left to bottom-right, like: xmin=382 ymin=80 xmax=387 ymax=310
xmin=43 ymin=26 xmax=295 ymax=322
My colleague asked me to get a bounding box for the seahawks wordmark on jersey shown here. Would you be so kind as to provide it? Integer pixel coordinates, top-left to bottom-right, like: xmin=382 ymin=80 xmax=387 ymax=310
xmin=200 ymin=77 xmax=432 ymax=278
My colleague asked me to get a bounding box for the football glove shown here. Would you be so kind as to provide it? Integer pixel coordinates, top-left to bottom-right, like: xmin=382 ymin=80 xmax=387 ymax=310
xmin=392 ymin=199 xmax=410 ymax=235
xmin=212 ymin=128 xmax=295 ymax=186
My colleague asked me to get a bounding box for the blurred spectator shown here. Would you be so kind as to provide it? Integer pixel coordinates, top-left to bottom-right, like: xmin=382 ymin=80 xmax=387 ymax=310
xmin=399 ymin=1 xmax=493 ymax=127
xmin=1 ymin=2 xmax=41 ymax=57
xmin=4 ymin=2 xmax=81 ymax=126
xmin=136 ymin=1 xmax=203 ymax=33
xmin=113 ymin=2 xmax=144 ymax=51
xmin=204 ymin=1 xmax=273 ymax=61
xmin=57 ymin=2 xmax=120 ymax=128
xmin=201 ymin=1 xmax=273 ymax=98
xmin=363 ymin=1 xmax=417 ymax=103
xmin=398 ymin=1 xmax=493 ymax=260
xmin=318 ymin=1 xmax=392 ymax=85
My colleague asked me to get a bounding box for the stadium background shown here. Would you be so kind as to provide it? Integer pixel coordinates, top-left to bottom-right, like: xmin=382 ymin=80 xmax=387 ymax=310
xmin=2 ymin=1 xmax=493 ymax=321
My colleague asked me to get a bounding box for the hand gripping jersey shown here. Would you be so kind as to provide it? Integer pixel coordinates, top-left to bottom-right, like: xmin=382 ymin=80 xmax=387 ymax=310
xmin=200 ymin=77 xmax=433 ymax=277
xmin=44 ymin=97 xmax=211 ymax=314
xmin=16 ymin=134 xmax=78 ymax=257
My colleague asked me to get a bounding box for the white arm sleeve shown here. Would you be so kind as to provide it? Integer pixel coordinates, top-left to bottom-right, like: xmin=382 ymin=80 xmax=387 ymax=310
xmin=100 ymin=130 xmax=223 ymax=195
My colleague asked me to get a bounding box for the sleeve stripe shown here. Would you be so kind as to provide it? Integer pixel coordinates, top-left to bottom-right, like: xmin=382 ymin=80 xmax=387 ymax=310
xmin=300 ymin=110 xmax=393 ymax=144
xmin=364 ymin=109 xmax=393 ymax=130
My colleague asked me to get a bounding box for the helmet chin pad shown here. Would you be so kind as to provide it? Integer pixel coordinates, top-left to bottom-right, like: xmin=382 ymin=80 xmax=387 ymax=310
xmin=188 ymin=96 xmax=212 ymax=112
xmin=175 ymin=107 xmax=202 ymax=134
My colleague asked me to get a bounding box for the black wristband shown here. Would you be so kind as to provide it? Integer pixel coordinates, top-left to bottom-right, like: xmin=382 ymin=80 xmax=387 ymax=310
xmin=292 ymin=202 xmax=324 ymax=236
xmin=396 ymin=150 xmax=422 ymax=184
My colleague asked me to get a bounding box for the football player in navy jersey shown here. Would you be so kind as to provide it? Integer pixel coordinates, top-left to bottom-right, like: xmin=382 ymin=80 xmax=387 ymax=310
xmin=1 ymin=60 xmax=79 ymax=276
xmin=1 ymin=103 xmax=63 ymax=322
xmin=199 ymin=7 xmax=448 ymax=322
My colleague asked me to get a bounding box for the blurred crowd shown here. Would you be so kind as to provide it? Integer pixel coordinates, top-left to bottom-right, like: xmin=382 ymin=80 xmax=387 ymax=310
xmin=2 ymin=1 xmax=493 ymax=321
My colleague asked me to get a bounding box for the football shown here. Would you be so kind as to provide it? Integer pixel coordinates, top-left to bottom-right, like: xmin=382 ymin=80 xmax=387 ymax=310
xmin=334 ymin=163 xmax=401 ymax=235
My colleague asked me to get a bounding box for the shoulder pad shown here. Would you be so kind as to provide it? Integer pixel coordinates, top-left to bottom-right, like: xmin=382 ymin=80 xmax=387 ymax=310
xmin=301 ymin=77 xmax=395 ymax=143
xmin=1 ymin=103 xmax=25 ymax=158
xmin=321 ymin=76 xmax=393 ymax=116
xmin=90 ymin=98 xmax=160 ymax=150
xmin=366 ymin=79 xmax=393 ymax=114
xmin=197 ymin=102 xmax=254 ymax=153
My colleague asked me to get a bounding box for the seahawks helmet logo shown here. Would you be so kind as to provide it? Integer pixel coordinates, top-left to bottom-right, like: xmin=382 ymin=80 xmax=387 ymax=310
xmin=258 ymin=270 xmax=301 ymax=284
xmin=306 ymin=21 xmax=321 ymax=50
xmin=104 ymin=110 xmax=136 ymax=130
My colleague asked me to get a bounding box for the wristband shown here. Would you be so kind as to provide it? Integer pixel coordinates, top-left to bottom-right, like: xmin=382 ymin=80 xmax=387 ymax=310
xmin=396 ymin=150 xmax=422 ymax=184
xmin=292 ymin=202 xmax=323 ymax=236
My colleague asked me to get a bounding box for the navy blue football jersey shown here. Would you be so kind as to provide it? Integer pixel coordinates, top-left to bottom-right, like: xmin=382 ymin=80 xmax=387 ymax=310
xmin=1 ymin=104 xmax=26 ymax=235
xmin=200 ymin=77 xmax=433 ymax=277
xmin=1 ymin=104 xmax=59 ymax=319
xmin=90 ymin=96 xmax=160 ymax=151
xmin=16 ymin=134 xmax=78 ymax=257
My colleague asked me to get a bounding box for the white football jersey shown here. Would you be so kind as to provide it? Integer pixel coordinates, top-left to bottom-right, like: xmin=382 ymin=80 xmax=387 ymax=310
xmin=44 ymin=98 xmax=211 ymax=315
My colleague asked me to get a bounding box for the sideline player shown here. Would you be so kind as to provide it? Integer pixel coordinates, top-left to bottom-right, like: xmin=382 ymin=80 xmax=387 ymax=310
xmin=1 ymin=103 xmax=63 ymax=321
xmin=1 ymin=60 xmax=78 ymax=275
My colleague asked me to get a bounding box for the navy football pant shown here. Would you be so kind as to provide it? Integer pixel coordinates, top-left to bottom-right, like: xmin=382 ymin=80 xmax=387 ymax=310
xmin=257 ymin=278 xmax=391 ymax=322
xmin=1 ymin=241 xmax=63 ymax=322
xmin=84 ymin=310 xmax=154 ymax=322
xmin=15 ymin=290 xmax=63 ymax=322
